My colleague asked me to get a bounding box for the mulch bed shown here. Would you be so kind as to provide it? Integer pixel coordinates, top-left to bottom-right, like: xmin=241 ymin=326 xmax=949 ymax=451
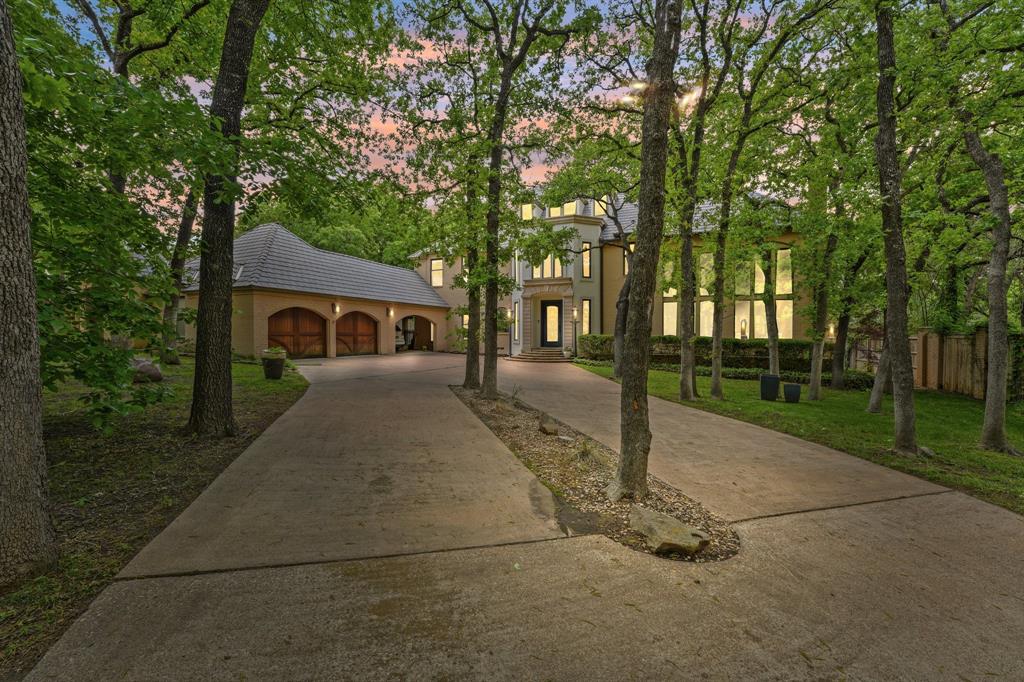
xmin=452 ymin=386 xmax=739 ymax=563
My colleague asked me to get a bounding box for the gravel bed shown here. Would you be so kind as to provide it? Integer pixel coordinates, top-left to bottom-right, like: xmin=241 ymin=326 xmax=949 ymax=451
xmin=452 ymin=386 xmax=739 ymax=562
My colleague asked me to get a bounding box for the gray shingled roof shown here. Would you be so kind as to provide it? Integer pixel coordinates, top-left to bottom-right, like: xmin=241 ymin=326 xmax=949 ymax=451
xmin=600 ymin=200 xmax=716 ymax=242
xmin=184 ymin=224 xmax=449 ymax=309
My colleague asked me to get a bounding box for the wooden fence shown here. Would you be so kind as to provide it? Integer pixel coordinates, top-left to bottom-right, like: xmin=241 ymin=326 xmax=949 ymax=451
xmin=851 ymin=328 xmax=1024 ymax=401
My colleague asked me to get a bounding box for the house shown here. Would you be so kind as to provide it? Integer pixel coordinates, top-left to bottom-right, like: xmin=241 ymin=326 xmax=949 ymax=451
xmin=412 ymin=198 xmax=812 ymax=359
xmin=180 ymin=224 xmax=451 ymax=358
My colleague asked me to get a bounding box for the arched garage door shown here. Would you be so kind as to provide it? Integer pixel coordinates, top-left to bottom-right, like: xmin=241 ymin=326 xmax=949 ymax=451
xmin=267 ymin=307 xmax=325 ymax=358
xmin=336 ymin=311 xmax=377 ymax=355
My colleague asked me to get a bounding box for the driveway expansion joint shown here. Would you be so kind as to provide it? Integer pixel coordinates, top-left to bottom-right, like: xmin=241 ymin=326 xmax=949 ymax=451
xmin=729 ymin=489 xmax=954 ymax=525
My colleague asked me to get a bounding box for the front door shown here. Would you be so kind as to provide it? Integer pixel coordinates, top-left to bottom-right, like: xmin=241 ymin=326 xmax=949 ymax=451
xmin=540 ymin=301 xmax=562 ymax=348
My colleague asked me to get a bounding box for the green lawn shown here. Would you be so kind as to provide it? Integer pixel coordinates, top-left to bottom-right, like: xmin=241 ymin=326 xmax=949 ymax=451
xmin=579 ymin=363 xmax=1024 ymax=515
xmin=0 ymin=358 xmax=308 ymax=678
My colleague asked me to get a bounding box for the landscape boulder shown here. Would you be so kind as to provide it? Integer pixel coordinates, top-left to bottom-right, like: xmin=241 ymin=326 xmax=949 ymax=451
xmin=539 ymin=413 xmax=559 ymax=435
xmin=132 ymin=357 xmax=163 ymax=383
xmin=629 ymin=506 xmax=709 ymax=557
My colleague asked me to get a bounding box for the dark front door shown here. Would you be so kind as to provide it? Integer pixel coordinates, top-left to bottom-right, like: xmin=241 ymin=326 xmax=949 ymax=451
xmin=540 ymin=301 xmax=562 ymax=348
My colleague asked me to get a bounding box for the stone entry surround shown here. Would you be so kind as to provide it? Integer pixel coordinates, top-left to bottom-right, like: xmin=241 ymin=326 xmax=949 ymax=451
xmin=520 ymin=280 xmax=574 ymax=351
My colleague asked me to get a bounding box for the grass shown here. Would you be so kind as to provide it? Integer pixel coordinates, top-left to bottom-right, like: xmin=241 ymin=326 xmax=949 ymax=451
xmin=578 ymin=363 xmax=1024 ymax=516
xmin=0 ymin=358 xmax=308 ymax=678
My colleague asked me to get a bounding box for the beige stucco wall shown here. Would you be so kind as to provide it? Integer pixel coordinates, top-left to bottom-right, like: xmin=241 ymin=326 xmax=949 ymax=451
xmin=182 ymin=288 xmax=451 ymax=358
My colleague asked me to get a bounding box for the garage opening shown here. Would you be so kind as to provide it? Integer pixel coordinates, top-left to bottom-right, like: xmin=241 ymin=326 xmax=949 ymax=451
xmin=336 ymin=311 xmax=378 ymax=355
xmin=267 ymin=307 xmax=326 ymax=358
xmin=397 ymin=315 xmax=435 ymax=352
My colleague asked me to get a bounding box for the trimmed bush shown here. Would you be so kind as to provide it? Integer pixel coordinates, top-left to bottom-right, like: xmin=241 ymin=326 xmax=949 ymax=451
xmin=578 ymin=333 xmax=834 ymax=372
xmin=574 ymin=358 xmax=875 ymax=391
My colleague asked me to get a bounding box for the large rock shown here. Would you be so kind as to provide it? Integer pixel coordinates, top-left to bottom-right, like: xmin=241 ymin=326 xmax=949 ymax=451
xmin=539 ymin=413 xmax=559 ymax=436
xmin=132 ymin=357 xmax=163 ymax=383
xmin=629 ymin=506 xmax=709 ymax=556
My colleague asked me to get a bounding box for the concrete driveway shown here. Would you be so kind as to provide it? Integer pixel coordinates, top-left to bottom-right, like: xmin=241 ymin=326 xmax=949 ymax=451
xmin=27 ymin=354 xmax=1024 ymax=681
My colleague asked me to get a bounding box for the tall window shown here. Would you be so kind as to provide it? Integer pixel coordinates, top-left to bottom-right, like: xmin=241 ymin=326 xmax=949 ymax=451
xmin=532 ymin=255 xmax=563 ymax=279
xmin=663 ymin=300 xmax=678 ymax=335
xmin=462 ymin=313 xmax=469 ymax=328
xmin=581 ymin=298 xmax=592 ymax=334
xmin=430 ymin=258 xmax=443 ymax=287
xmin=732 ymin=248 xmax=794 ymax=339
xmin=513 ymin=301 xmax=520 ymax=341
xmin=581 ymin=242 xmax=592 ymax=278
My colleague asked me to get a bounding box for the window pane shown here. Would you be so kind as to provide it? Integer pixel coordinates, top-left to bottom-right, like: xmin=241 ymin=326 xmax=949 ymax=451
xmin=754 ymin=300 xmax=767 ymax=339
xmin=594 ymin=198 xmax=606 ymax=217
xmin=582 ymin=242 xmax=591 ymax=278
xmin=563 ymin=201 xmax=576 ymax=215
xmin=777 ymin=299 xmax=793 ymax=339
xmin=755 ymin=260 xmax=766 ymax=295
xmin=462 ymin=314 xmax=469 ymax=328
xmin=549 ymin=206 xmax=562 ymax=218
xmin=513 ymin=302 xmax=519 ymax=341
xmin=699 ymin=253 xmax=713 ymax=295
xmin=698 ymin=301 xmax=714 ymax=336
xmin=545 ymin=306 xmax=559 ymax=343
xmin=663 ymin=301 xmax=678 ymax=336
xmin=582 ymin=299 xmax=591 ymax=334
xmin=521 ymin=204 xmax=533 ymax=220
xmin=777 ymin=249 xmax=792 ymax=295
xmin=735 ymin=261 xmax=752 ymax=295
xmin=735 ymin=302 xmax=751 ymax=339
xmin=430 ymin=259 xmax=443 ymax=287
xmin=664 ymin=287 xmax=677 ymax=297
xmin=554 ymin=258 xmax=563 ymax=278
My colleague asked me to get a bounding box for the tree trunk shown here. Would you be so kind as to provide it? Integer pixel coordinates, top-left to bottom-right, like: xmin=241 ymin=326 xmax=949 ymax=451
xmin=873 ymin=1 xmax=917 ymax=454
xmin=0 ymin=0 xmax=57 ymax=587
xmin=808 ymin=233 xmax=838 ymax=400
xmin=613 ymin=265 xmax=632 ymax=378
xmin=761 ymin=248 xmax=780 ymax=378
xmin=679 ymin=229 xmax=697 ymax=399
xmin=611 ymin=0 xmax=683 ymax=501
xmin=831 ymin=310 xmax=851 ymax=388
xmin=962 ymin=129 xmax=1014 ymax=452
xmin=463 ymin=248 xmax=480 ymax=389
xmin=867 ymin=345 xmax=891 ymax=413
xmin=161 ymin=190 xmax=198 ymax=365
xmin=188 ymin=0 xmax=270 ymax=436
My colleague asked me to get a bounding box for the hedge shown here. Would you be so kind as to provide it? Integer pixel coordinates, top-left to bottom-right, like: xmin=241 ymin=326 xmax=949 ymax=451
xmin=578 ymin=333 xmax=834 ymax=372
xmin=574 ymin=358 xmax=876 ymax=391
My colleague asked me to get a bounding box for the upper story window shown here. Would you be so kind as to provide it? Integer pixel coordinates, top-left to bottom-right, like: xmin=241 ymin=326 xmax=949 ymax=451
xmin=581 ymin=242 xmax=592 ymax=278
xmin=531 ymin=255 xmax=563 ymax=279
xmin=548 ymin=205 xmax=563 ymax=218
xmin=594 ymin=196 xmax=607 ymax=217
xmin=521 ymin=204 xmax=534 ymax=220
xmin=430 ymin=258 xmax=443 ymax=287
xmin=562 ymin=200 xmax=577 ymax=216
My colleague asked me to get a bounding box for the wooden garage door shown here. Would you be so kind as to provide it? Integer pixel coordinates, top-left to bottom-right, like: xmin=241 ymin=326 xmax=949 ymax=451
xmin=267 ymin=307 xmax=325 ymax=358
xmin=336 ymin=311 xmax=377 ymax=355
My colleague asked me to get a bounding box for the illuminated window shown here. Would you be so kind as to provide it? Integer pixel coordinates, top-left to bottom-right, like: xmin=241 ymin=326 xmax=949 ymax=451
xmin=462 ymin=256 xmax=469 ymax=274
xmin=754 ymin=260 xmax=766 ymax=294
xmin=462 ymin=313 xmax=469 ymax=328
xmin=562 ymin=200 xmax=577 ymax=216
xmin=582 ymin=298 xmax=591 ymax=334
xmin=776 ymin=300 xmax=794 ymax=339
xmin=581 ymin=242 xmax=592 ymax=278
xmin=430 ymin=322 xmax=435 ymax=342
xmin=513 ymin=301 xmax=519 ymax=341
xmin=553 ymin=257 xmax=563 ymax=278
xmin=697 ymin=301 xmax=714 ymax=336
xmin=777 ymin=249 xmax=793 ymax=294
xmin=521 ymin=204 xmax=534 ymax=220
xmin=548 ymin=206 xmax=562 ymax=218
xmin=594 ymin=196 xmax=607 ymax=217
xmin=623 ymin=242 xmax=635 ymax=275
xmin=430 ymin=258 xmax=443 ymax=287
xmin=663 ymin=300 xmax=678 ymax=335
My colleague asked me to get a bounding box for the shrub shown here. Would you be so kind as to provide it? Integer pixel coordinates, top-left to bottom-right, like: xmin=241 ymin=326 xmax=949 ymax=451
xmin=578 ymin=333 xmax=834 ymax=372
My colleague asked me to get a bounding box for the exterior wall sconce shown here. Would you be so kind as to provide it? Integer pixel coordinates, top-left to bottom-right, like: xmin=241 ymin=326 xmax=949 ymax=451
xmin=740 ymin=318 xmax=748 ymax=340
xmin=387 ymin=306 xmax=394 ymax=317
xmin=572 ymin=306 xmax=579 ymax=321
xmin=332 ymin=303 xmax=340 ymax=315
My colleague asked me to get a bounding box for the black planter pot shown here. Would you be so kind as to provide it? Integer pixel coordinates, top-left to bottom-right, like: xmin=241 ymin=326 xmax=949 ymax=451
xmin=262 ymin=357 xmax=285 ymax=380
xmin=760 ymin=374 xmax=780 ymax=401
xmin=783 ymin=383 xmax=801 ymax=403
